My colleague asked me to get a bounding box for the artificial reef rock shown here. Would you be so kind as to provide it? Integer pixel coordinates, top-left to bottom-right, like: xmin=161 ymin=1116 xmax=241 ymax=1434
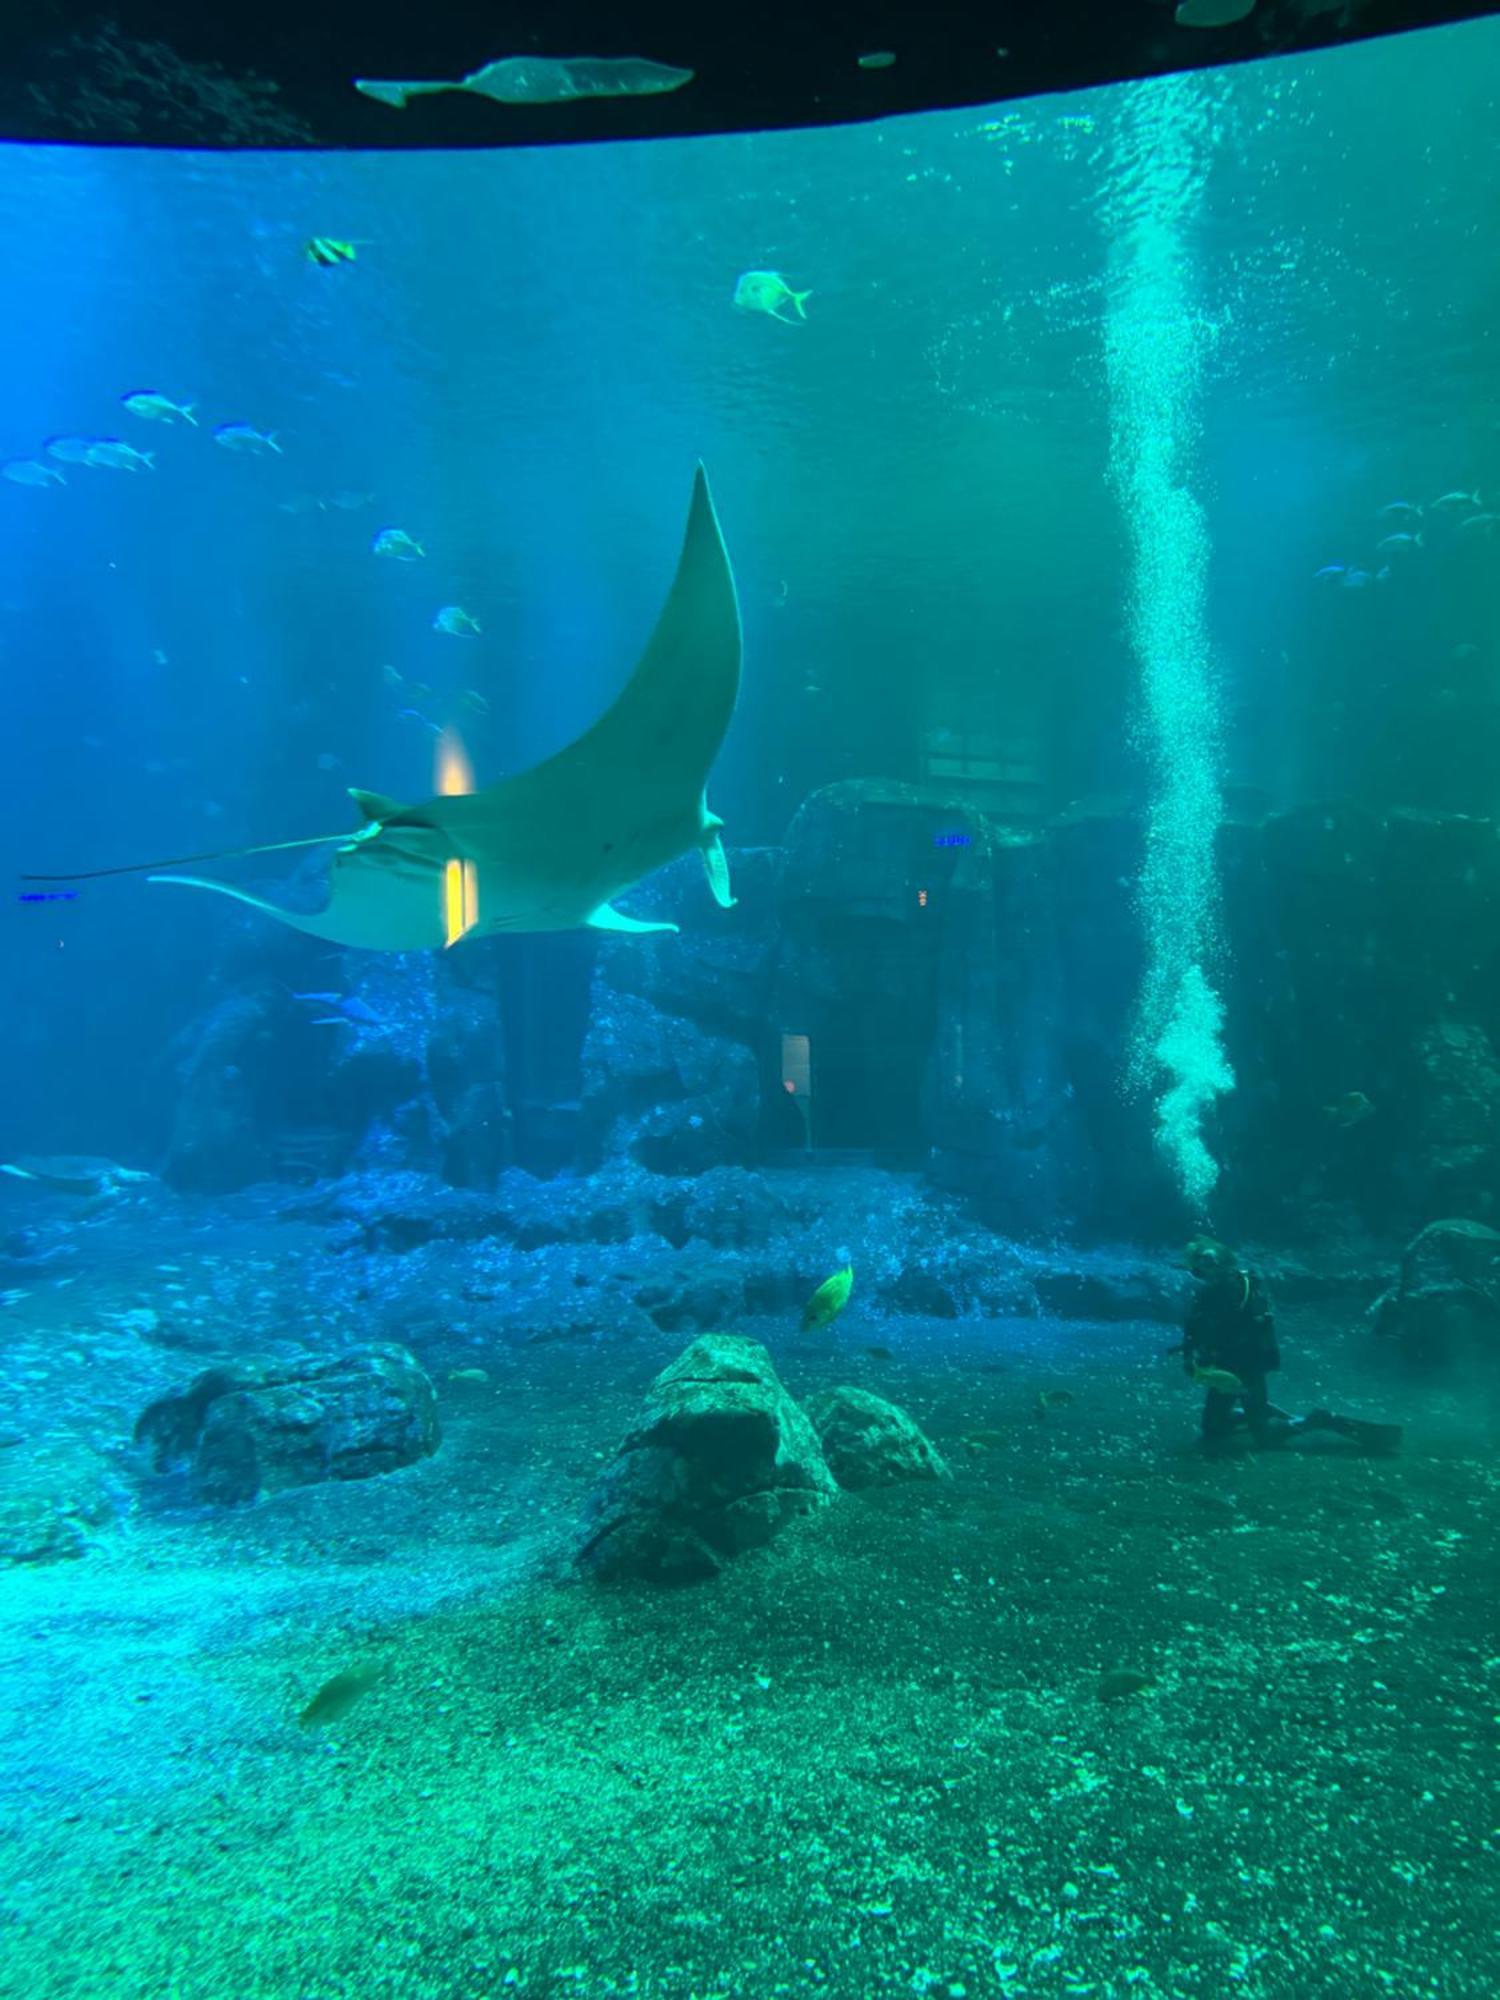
xmin=804 ymin=1385 xmax=950 ymax=1490
xmin=135 ymin=1342 xmax=440 ymax=1505
xmin=577 ymin=1332 xmax=837 ymax=1581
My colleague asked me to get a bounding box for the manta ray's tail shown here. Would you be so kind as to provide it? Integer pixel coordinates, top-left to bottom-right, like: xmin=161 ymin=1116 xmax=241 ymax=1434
xmin=20 ymin=831 xmax=351 ymax=886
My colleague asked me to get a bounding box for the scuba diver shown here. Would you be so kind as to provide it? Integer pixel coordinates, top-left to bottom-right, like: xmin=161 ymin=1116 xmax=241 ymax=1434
xmin=1177 ymin=1236 xmax=1401 ymax=1456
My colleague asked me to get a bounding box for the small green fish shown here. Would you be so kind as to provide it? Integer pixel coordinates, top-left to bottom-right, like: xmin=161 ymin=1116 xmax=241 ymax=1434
xmin=801 ymin=1264 xmax=853 ymax=1332
xmin=298 ymin=1661 xmax=388 ymax=1726
xmin=448 ymin=1366 xmax=490 ymax=1385
xmin=1192 ymin=1365 xmax=1244 ymax=1395
xmin=864 ymin=1344 xmax=893 ymax=1361
xmin=1097 ymin=1667 xmax=1155 ymax=1702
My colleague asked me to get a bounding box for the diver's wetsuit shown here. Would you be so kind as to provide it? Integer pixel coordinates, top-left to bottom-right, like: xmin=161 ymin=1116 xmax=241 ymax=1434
xmin=1184 ymin=1266 xmax=1280 ymax=1449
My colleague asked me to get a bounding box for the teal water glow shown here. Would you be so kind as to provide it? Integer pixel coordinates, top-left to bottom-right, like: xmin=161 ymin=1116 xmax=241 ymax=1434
xmin=1105 ymin=75 xmax=1235 ymax=1216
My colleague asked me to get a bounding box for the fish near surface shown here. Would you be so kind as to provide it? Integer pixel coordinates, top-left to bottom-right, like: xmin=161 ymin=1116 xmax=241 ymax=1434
xmin=28 ymin=467 xmax=742 ymax=951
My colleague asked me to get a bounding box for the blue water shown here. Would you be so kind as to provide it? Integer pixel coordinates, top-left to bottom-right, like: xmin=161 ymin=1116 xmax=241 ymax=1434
xmin=3 ymin=20 xmax=1500 ymax=1999
xmin=2 ymin=18 xmax=1495 ymax=1155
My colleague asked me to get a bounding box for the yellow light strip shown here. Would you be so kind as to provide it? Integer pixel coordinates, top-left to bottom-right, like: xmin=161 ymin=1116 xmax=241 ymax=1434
xmin=443 ymin=859 xmax=479 ymax=948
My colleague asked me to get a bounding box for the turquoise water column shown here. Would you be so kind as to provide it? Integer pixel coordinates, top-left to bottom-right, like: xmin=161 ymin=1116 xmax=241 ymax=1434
xmin=1104 ymin=77 xmax=1234 ymax=1217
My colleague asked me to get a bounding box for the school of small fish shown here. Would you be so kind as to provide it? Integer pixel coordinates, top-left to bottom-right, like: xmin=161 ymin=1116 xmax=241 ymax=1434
xmin=4 ymin=203 xmax=830 ymax=783
xmin=1 ymin=220 xmax=501 ymax=756
xmin=1313 ymin=487 xmax=1492 ymax=597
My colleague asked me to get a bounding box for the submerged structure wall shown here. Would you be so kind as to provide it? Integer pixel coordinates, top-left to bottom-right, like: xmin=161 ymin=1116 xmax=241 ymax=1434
xmin=158 ymin=779 xmax=1500 ymax=1247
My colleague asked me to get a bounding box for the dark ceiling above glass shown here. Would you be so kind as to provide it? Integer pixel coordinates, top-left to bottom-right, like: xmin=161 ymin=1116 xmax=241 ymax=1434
xmin=2 ymin=2 xmax=1496 ymax=149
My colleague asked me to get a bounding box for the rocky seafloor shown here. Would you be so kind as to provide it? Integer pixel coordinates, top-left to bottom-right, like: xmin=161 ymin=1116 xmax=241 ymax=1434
xmin=1 ymin=1161 xmax=1498 ymax=1999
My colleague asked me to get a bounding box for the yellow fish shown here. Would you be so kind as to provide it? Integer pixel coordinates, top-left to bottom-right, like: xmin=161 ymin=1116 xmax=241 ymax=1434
xmin=305 ymin=236 xmax=361 ymax=268
xmin=1192 ymin=1365 xmax=1243 ymax=1395
xmin=801 ymin=1264 xmax=853 ymax=1332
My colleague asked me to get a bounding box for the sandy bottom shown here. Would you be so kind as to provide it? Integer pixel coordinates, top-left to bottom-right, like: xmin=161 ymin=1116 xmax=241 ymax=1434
xmin=2 ymin=1292 xmax=1498 ymax=2000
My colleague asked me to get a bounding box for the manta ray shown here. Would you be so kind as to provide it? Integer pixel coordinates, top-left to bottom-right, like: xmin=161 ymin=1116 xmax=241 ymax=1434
xmin=26 ymin=466 xmax=741 ymax=949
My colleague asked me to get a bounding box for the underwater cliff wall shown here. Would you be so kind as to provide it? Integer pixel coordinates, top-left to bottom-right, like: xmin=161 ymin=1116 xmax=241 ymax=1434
xmin=154 ymin=778 xmax=1500 ymax=1247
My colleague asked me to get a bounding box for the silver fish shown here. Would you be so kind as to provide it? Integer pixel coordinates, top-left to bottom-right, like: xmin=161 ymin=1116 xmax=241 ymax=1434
xmin=84 ymin=439 xmax=155 ymax=473
xmin=44 ymin=435 xmax=101 ymax=465
xmin=213 ymin=423 xmax=282 ymax=456
xmin=122 ymin=390 xmax=198 ymax=426
xmin=3 ymin=458 xmax=65 ymax=488
xmin=433 ymin=604 xmax=481 ymax=638
xmin=372 ymin=527 xmax=425 ymax=561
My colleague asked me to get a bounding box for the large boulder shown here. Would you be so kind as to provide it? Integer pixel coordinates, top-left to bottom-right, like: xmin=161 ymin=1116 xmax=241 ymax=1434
xmin=805 ymin=1386 xmax=950 ymax=1490
xmin=1370 ymin=1218 xmax=1500 ymax=1364
xmin=135 ymin=1343 xmax=440 ymax=1505
xmin=577 ymin=1333 xmax=836 ymax=1581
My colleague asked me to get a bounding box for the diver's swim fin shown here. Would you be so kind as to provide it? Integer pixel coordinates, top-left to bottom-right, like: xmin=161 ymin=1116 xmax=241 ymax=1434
xmin=1294 ymin=1408 xmax=1403 ymax=1454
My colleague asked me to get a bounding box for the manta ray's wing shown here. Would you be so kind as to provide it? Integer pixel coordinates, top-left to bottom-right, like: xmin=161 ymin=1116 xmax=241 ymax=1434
xmin=514 ymin=461 xmax=741 ymax=811
xmin=377 ymin=462 xmax=743 ymax=937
